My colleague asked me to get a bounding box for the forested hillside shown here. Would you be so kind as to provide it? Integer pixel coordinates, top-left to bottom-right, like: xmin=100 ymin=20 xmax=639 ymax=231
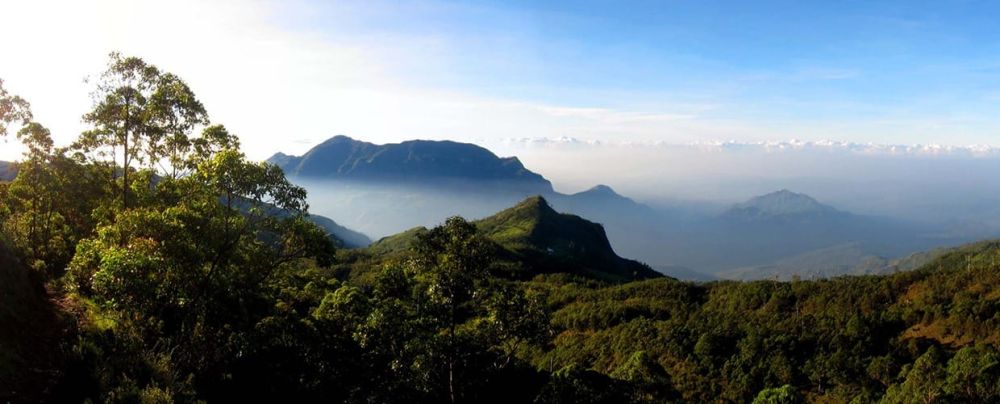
xmin=344 ymin=196 xmax=660 ymax=283
xmin=2 ymin=55 xmax=999 ymax=403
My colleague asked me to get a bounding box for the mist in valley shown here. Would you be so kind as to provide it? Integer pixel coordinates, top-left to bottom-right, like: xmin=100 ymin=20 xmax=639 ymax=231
xmin=294 ymin=141 xmax=1000 ymax=280
xmin=489 ymin=140 xmax=1000 ymax=225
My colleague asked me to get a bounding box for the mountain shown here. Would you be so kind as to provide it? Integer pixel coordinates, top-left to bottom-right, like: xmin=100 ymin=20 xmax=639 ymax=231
xmin=620 ymin=189 xmax=958 ymax=278
xmin=720 ymin=242 xmax=889 ymax=280
xmin=550 ymin=184 xmax=651 ymax=216
xmin=0 ymin=161 xmax=16 ymax=181
xmin=273 ymin=136 xmax=667 ymax=254
xmin=231 ymin=196 xmax=372 ymax=249
xmin=365 ymin=196 xmax=662 ymax=282
xmin=563 ymin=185 xmax=633 ymax=205
xmin=306 ymin=215 xmax=372 ymax=248
xmin=694 ymin=190 xmax=941 ymax=272
xmin=722 ymin=189 xmax=841 ymax=220
xmin=269 ymin=136 xmax=969 ymax=280
xmin=477 ymin=196 xmax=661 ymax=281
xmin=719 ymin=241 xmax=956 ymax=281
xmin=268 ymin=136 xmax=553 ymax=193
xmin=547 ymin=184 xmax=686 ymax=272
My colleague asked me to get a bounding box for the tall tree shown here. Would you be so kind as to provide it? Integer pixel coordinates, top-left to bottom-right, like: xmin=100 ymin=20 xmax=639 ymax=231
xmin=412 ymin=217 xmax=498 ymax=403
xmin=77 ymin=52 xmax=208 ymax=211
xmin=3 ymin=123 xmax=66 ymax=272
xmin=0 ymin=78 xmax=32 ymax=138
xmin=67 ymin=148 xmax=335 ymax=396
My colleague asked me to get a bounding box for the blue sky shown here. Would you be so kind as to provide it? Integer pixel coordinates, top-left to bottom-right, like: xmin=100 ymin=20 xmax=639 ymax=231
xmin=308 ymin=0 xmax=1000 ymax=130
xmin=2 ymin=0 xmax=1000 ymax=160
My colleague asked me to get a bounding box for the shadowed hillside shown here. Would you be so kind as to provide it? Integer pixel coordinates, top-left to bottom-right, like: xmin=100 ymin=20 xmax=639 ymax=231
xmin=362 ymin=196 xmax=661 ymax=282
xmin=476 ymin=196 xmax=661 ymax=281
xmin=269 ymin=136 xmax=553 ymax=194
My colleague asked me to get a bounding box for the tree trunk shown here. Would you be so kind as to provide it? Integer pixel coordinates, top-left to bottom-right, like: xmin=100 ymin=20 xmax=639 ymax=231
xmin=449 ymin=299 xmax=457 ymax=404
xmin=122 ymin=132 xmax=129 ymax=212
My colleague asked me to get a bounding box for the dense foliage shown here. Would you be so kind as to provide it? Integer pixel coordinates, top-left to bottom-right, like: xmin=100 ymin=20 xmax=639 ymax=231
xmin=2 ymin=55 xmax=1000 ymax=403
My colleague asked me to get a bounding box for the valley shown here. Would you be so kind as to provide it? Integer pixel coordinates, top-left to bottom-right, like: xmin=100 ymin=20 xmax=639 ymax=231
xmin=271 ymin=136 xmax=984 ymax=281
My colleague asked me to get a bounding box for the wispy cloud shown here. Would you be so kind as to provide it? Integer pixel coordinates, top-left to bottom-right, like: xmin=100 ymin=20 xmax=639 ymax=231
xmin=491 ymin=136 xmax=1000 ymax=158
xmin=4 ymin=0 xmax=1000 ymax=164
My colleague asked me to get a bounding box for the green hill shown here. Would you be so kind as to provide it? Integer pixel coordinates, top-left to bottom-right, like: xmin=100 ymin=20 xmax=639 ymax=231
xmin=306 ymin=214 xmax=372 ymax=248
xmin=476 ymin=196 xmax=660 ymax=281
xmin=364 ymin=196 xmax=661 ymax=282
xmin=366 ymin=226 xmax=429 ymax=256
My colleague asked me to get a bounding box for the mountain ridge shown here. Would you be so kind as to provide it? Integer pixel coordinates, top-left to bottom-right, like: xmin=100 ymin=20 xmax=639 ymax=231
xmin=271 ymin=136 xmax=969 ymax=280
xmin=365 ymin=195 xmax=662 ymax=282
xmin=268 ymin=136 xmax=553 ymax=193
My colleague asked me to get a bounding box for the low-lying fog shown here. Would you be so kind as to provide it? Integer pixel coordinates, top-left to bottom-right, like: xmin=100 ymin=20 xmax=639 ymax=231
xmin=296 ymin=140 xmax=1000 ymax=279
xmin=486 ymin=140 xmax=1000 ymax=227
xmin=301 ymin=179 xmax=535 ymax=239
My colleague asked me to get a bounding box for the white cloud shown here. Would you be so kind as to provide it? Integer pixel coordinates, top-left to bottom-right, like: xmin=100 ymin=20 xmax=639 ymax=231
xmin=2 ymin=0 xmax=997 ymax=166
xmin=489 ymin=136 xmax=1000 ymax=158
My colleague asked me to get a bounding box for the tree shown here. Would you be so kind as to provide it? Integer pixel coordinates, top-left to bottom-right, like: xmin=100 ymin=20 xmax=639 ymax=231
xmin=752 ymin=384 xmax=802 ymax=404
xmin=411 ymin=216 xmax=498 ymax=403
xmin=882 ymin=347 xmax=946 ymax=404
xmin=77 ymin=52 xmax=208 ymax=211
xmin=2 ymin=123 xmax=71 ymax=273
xmin=944 ymin=345 xmax=1000 ymax=401
xmin=484 ymin=283 xmax=550 ymax=370
xmin=1 ymin=102 xmax=108 ymax=276
xmin=610 ymin=351 xmax=677 ymax=402
xmin=67 ymin=148 xmax=335 ymax=397
xmin=535 ymin=365 xmax=632 ymax=404
xmin=0 ymin=78 xmax=32 ymax=138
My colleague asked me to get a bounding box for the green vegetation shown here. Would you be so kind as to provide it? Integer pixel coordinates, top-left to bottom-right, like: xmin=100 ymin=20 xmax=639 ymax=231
xmin=3 ymin=55 xmax=1000 ymax=403
xmin=356 ymin=196 xmax=660 ymax=283
xmin=529 ymin=241 xmax=1000 ymax=402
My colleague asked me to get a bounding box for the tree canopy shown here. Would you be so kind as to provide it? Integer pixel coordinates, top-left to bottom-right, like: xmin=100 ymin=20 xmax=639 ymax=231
xmin=3 ymin=54 xmax=1000 ymax=403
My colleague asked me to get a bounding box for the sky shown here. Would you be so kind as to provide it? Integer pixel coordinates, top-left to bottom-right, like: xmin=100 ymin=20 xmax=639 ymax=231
xmin=3 ymin=0 xmax=1000 ymax=163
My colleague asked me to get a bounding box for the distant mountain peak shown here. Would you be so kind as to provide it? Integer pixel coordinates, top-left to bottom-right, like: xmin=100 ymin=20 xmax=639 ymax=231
xmin=267 ymin=136 xmax=553 ymax=193
xmin=568 ymin=184 xmax=628 ymax=200
xmin=585 ymin=184 xmax=617 ymax=195
xmin=728 ymin=189 xmax=837 ymax=217
xmin=310 ymin=134 xmax=371 ymax=149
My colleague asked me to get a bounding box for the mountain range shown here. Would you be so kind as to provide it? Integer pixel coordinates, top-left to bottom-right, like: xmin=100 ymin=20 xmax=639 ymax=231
xmin=272 ymin=135 xmax=982 ymax=281
xmin=2 ymin=135 xmax=984 ymax=280
xmin=268 ymin=136 xmax=649 ymax=247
